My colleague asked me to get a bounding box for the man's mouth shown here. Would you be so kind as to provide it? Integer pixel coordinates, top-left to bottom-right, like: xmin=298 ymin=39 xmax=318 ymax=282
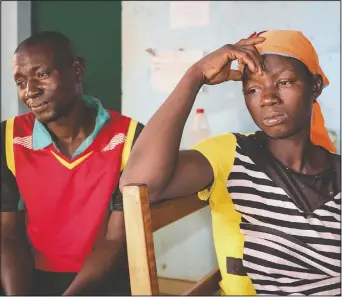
xmin=262 ymin=112 xmax=288 ymax=127
xmin=30 ymin=101 xmax=50 ymax=113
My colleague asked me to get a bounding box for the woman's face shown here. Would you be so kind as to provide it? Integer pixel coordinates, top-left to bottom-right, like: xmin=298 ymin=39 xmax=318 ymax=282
xmin=242 ymin=54 xmax=323 ymax=139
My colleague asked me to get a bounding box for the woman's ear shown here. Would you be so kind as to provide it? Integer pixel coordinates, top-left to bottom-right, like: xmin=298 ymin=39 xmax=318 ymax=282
xmin=312 ymin=74 xmax=323 ymax=101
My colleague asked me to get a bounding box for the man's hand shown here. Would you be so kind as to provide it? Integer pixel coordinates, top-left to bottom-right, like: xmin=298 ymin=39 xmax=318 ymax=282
xmin=63 ymin=211 xmax=127 ymax=295
xmin=190 ymin=36 xmax=265 ymax=85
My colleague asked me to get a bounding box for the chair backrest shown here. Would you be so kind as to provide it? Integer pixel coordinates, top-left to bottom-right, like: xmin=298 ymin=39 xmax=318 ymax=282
xmin=123 ymin=184 xmax=219 ymax=295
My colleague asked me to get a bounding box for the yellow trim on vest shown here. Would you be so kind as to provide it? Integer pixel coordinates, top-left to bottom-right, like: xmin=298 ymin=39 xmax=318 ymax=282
xmin=51 ymin=151 xmax=93 ymax=170
xmin=5 ymin=118 xmax=16 ymax=176
xmin=121 ymin=119 xmax=138 ymax=171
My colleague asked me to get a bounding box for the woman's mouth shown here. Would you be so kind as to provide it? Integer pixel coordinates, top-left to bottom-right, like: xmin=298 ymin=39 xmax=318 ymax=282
xmin=262 ymin=112 xmax=288 ymax=127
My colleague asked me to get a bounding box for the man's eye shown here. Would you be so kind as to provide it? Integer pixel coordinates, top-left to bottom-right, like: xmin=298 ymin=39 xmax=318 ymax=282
xmin=16 ymin=81 xmax=26 ymax=87
xmin=37 ymin=72 xmax=48 ymax=79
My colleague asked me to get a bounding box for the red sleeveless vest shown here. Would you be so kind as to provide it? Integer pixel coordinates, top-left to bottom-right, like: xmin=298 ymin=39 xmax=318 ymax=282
xmin=11 ymin=111 xmax=131 ymax=272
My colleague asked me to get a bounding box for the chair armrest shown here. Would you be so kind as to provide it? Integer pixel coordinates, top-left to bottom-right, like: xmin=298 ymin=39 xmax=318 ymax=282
xmin=182 ymin=267 xmax=221 ymax=296
xmin=150 ymin=195 xmax=208 ymax=232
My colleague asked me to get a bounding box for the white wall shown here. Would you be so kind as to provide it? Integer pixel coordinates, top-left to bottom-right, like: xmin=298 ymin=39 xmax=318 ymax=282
xmin=1 ymin=1 xmax=19 ymax=120
xmin=122 ymin=1 xmax=341 ymax=281
xmin=1 ymin=1 xmax=31 ymax=121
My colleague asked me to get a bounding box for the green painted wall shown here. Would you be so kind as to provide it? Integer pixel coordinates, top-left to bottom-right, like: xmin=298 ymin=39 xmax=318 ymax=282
xmin=32 ymin=1 xmax=121 ymax=111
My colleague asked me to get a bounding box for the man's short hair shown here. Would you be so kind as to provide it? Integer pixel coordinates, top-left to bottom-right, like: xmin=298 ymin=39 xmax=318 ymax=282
xmin=15 ymin=31 xmax=77 ymax=66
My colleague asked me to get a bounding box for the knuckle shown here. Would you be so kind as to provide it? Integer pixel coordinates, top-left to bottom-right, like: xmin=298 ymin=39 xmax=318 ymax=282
xmin=223 ymin=44 xmax=234 ymax=50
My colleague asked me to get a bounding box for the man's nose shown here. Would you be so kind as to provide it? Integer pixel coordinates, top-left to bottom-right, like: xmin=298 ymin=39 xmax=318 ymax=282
xmin=26 ymin=80 xmax=42 ymax=99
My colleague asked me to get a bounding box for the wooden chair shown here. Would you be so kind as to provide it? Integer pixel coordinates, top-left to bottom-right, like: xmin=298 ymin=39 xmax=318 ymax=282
xmin=123 ymin=184 xmax=221 ymax=296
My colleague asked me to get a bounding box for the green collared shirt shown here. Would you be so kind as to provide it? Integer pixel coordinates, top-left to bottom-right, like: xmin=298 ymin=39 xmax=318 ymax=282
xmin=32 ymin=95 xmax=110 ymax=158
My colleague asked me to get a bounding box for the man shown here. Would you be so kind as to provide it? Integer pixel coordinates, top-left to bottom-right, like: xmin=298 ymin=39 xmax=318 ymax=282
xmin=1 ymin=31 xmax=143 ymax=295
xmin=120 ymin=30 xmax=340 ymax=295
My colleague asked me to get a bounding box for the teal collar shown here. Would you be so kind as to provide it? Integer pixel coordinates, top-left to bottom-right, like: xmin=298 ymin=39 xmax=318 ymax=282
xmin=32 ymin=95 xmax=110 ymax=158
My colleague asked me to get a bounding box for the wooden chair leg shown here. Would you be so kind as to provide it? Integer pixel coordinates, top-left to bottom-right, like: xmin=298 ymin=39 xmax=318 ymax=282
xmin=123 ymin=185 xmax=159 ymax=295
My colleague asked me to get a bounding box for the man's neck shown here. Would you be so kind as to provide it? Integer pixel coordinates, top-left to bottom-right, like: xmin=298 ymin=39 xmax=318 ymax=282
xmin=46 ymin=98 xmax=97 ymax=145
xmin=265 ymin=126 xmax=327 ymax=175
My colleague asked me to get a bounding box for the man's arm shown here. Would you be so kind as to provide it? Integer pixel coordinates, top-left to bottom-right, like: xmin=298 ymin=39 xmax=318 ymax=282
xmin=62 ymin=211 xmax=126 ymax=296
xmin=1 ymin=212 xmax=35 ymax=295
xmin=1 ymin=120 xmax=35 ymax=295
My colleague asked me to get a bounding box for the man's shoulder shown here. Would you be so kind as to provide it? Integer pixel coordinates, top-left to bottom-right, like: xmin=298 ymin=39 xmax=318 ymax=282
xmin=0 ymin=121 xmax=7 ymax=142
xmin=1 ymin=120 xmax=7 ymax=129
xmin=106 ymin=110 xmax=144 ymax=130
xmin=1 ymin=114 xmax=36 ymax=144
xmin=106 ymin=109 xmax=132 ymax=123
xmin=1 ymin=113 xmax=35 ymax=127
xmin=106 ymin=109 xmax=140 ymax=122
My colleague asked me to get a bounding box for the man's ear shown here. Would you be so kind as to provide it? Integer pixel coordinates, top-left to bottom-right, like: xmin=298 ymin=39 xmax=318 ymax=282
xmin=73 ymin=57 xmax=86 ymax=82
xmin=312 ymin=74 xmax=323 ymax=101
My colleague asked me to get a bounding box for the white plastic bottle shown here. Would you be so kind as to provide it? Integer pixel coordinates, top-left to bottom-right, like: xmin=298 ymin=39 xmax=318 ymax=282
xmin=189 ymin=108 xmax=210 ymax=147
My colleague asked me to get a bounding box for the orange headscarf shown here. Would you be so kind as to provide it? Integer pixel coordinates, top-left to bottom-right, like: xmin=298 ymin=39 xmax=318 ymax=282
xmin=240 ymin=30 xmax=336 ymax=153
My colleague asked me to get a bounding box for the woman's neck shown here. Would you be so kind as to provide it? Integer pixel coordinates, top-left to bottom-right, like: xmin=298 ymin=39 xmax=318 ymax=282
xmin=265 ymin=127 xmax=327 ymax=175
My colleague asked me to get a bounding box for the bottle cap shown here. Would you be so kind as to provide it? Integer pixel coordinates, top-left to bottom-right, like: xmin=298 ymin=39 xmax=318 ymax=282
xmin=196 ymin=108 xmax=204 ymax=114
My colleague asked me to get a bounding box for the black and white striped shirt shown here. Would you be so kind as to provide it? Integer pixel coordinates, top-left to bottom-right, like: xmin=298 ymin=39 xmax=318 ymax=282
xmin=192 ymin=132 xmax=340 ymax=295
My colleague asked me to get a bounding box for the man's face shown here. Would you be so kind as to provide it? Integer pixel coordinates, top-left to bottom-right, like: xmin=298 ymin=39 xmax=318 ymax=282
xmin=13 ymin=44 xmax=84 ymax=123
xmin=242 ymin=54 xmax=322 ymax=139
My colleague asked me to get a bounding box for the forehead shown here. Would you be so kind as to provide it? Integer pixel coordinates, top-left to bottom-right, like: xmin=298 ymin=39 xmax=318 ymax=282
xmin=243 ymin=54 xmax=307 ymax=82
xmin=13 ymin=45 xmax=56 ymax=74
xmin=262 ymin=54 xmax=304 ymax=72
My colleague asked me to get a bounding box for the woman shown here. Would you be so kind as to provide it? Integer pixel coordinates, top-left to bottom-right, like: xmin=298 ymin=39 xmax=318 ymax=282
xmin=120 ymin=30 xmax=340 ymax=295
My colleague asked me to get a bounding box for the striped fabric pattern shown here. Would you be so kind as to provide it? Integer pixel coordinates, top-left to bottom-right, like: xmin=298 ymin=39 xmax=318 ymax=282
xmin=102 ymin=133 xmax=126 ymax=152
xmin=13 ymin=136 xmax=33 ymax=149
xmin=227 ymin=143 xmax=341 ymax=295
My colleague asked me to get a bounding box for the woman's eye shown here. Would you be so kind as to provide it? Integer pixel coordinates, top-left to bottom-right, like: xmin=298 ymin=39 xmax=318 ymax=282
xmin=278 ymin=80 xmax=292 ymax=86
xmin=245 ymin=88 xmax=259 ymax=95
